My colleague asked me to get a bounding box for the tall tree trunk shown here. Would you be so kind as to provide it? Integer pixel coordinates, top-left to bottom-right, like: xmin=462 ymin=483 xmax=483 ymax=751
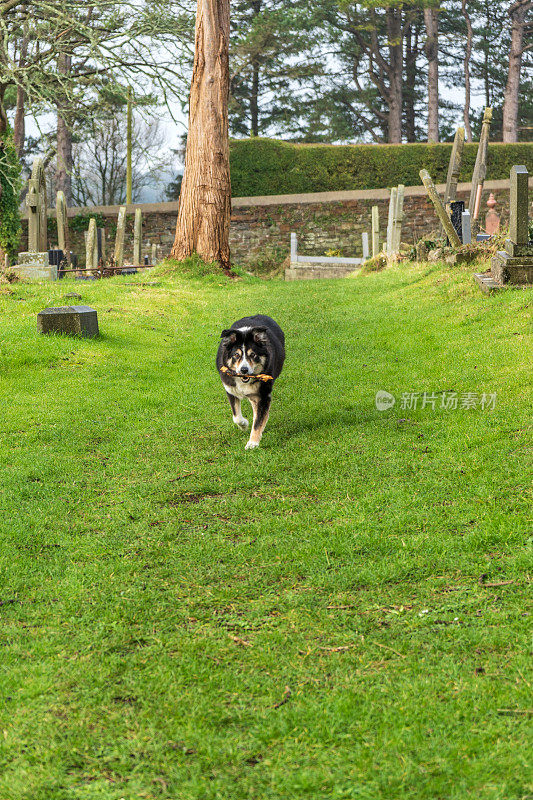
xmin=404 ymin=21 xmax=416 ymax=142
xmin=424 ymin=5 xmax=439 ymax=143
xmin=250 ymin=59 xmax=259 ymax=136
xmin=462 ymin=0 xmax=473 ymax=141
xmin=171 ymin=0 xmax=231 ymax=269
xmin=13 ymin=26 xmax=28 ymax=158
xmin=56 ymin=54 xmax=73 ymax=205
xmin=502 ymin=0 xmax=530 ymax=142
xmin=386 ymin=7 xmax=403 ymax=143
xmin=0 ymin=84 xmax=8 ymax=135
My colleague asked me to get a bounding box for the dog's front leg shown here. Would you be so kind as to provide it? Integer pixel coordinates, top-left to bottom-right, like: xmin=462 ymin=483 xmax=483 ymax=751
xmin=226 ymin=392 xmax=249 ymax=431
xmin=245 ymin=393 xmax=271 ymax=450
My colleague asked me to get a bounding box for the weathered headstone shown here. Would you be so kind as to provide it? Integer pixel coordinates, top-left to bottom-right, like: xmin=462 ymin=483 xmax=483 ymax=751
xmin=37 ymin=306 xmax=99 ymax=337
xmin=392 ymin=185 xmax=404 ymax=254
xmin=290 ymin=232 xmax=297 ymax=263
xmin=419 ymin=169 xmax=461 ymax=248
xmin=444 ymin=127 xmax=465 ymax=207
xmin=56 ymin=190 xmax=71 ymax=266
xmin=362 ymin=232 xmax=370 ymax=260
xmin=461 ymin=210 xmax=472 ymax=245
xmin=468 ymin=106 xmax=492 ymax=219
xmin=450 ymin=200 xmax=465 ymax=242
xmin=371 ymin=206 xmax=380 ymax=256
xmin=485 ymin=193 xmax=500 ymax=235
xmin=386 ymin=187 xmax=397 ymax=254
xmin=27 ymin=158 xmax=48 ymax=253
xmin=489 ymin=165 xmax=533 ymax=287
xmin=114 ymin=206 xmax=126 ymax=268
xmin=15 ymin=158 xmax=53 ymax=280
xmin=151 ymin=243 xmax=158 ymax=264
xmin=85 ymin=218 xmax=98 ymax=271
xmin=97 ymin=228 xmax=106 ymax=263
xmin=133 ymin=208 xmax=142 ymax=265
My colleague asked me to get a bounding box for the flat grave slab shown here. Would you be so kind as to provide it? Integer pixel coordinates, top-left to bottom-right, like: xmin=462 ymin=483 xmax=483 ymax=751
xmin=37 ymin=306 xmax=99 ymax=338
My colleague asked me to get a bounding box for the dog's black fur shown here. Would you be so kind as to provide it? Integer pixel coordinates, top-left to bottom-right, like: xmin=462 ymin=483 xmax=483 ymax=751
xmin=216 ymin=315 xmax=285 ymax=449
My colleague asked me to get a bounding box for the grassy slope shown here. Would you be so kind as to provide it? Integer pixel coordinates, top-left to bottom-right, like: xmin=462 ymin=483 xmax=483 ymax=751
xmin=0 ymin=261 xmax=531 ymax=800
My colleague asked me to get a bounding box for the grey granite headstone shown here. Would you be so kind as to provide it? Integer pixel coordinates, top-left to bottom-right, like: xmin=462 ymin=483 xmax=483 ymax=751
xmin=489 ymin=165 xmax=533 ymax=287
xmin=37 ymin=306 xmax=99 ymax=338
xmin=461 ymin=210 xmax=472 ymax=245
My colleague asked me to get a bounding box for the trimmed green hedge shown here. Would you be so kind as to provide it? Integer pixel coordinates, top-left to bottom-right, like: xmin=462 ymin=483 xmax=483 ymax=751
xmin=229 ymin=138 xmax=533 ymax=197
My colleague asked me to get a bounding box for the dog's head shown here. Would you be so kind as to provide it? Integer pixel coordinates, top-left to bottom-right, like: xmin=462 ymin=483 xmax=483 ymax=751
xmin=220 ymin=327 xmax=269 ymax=382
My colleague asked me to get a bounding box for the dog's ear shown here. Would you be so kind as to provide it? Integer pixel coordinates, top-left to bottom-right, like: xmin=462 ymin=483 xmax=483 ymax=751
xmin=252 ymin=327 xmax=268 ymax=345
xmin=221 ymin=329 xmax=238 ymax=345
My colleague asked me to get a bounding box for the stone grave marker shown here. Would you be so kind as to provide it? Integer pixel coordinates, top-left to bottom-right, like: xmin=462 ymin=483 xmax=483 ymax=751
xmin=56 ymin=190 xmax=71 ymax=267
xmin=461 ymin=210 xmax=472 ymax=245
xmin=114 ymin=206 xmax=126 ymax=268
xmin=444 ymin=127 xmax=465 ymax=207
xmin=37 ymin=306 xmax=99 ymax=337
xmin=419 ymin=169 xmax=461 ymax=248
xmin=362 ymin=232 xmax=370 ymax=260
xmin=151 ymin=243 xmax=158 ymax=264
xmin=371 ymin=206 xmax=380 ymax=256
xmin=392 ymin=185 xmax=404 ymax=254
xmin=386 ymin=187 xmax=397 ymax=254
xmin=133 ymin=208 xmax=142 ymax=265
xmin=85 ymin=219 xmax=98 ymax=270
xmin=450 ymin=200 xmax=465 ymax=242
xmin=468 ymin=106 xmax=492 ymax=220
xmin=13 ymin=159 xmax=55 ymax=280
xmin=488 ymin=165 xmax=533 ymax=288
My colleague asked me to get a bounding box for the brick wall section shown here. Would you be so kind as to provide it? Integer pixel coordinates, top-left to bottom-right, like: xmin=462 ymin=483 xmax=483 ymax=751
xmin=22 ymin=178 xmax=530 ymax=266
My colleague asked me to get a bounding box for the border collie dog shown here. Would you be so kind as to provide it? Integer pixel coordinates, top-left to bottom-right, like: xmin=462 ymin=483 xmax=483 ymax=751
xmin=217 ymin=315 xmax=285 ymax=449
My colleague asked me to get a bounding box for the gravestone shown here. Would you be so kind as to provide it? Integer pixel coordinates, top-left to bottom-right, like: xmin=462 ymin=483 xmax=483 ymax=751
xmin=85 ymin=219 xmax=98 ymax=270
xmin=133 ymin=208 xmax=142 ymax=265
xmin=386 ymin=187 xmax=397 ymax=255
xmin=114 ymin=206 xmax=126 ymax=268
xmin=56 ymin=190 xmax=71 ymax=267
xmin=461 ymin=210 xmax=472 ymax=245
xmin=489 ymin=165 xmax=533 ymax=287
xmin=371 ymin=206 xmax=380 ymax=257
xmin=419 ymin=169 xmax=461 ymax=248
xmin=469 ymin=107 xmax=492 ymax=220
xmin=13 ymin=159 xmax=54 ymax=280
xmin=362 ymin=232 xmax=370 ymax=260
xmin=392 ymin=185 xmax=404 ymax=255
xmin=151 ymin=243 xmax=158 ymax=264
xmin=450 ymin=200 xmax=465 ymax=242
xmin=444 ymin=127 xmax=465 ymax=207
xmin=97 ymin=228 xmax=106 ymax=263
xmin=37 ymin=306 xmax=99 ymax=337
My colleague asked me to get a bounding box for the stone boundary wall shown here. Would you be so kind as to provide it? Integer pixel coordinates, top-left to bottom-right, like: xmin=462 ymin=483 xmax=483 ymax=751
xmin=21 ymin=178 xmax=532 ymax=266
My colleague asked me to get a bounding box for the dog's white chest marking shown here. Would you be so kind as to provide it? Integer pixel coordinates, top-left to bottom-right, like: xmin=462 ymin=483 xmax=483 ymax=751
xmin=226 ymin=377 xmax=260 ymax=399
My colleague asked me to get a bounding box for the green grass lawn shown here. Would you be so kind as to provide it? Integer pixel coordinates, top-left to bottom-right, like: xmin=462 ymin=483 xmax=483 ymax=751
xmin=0 ymin=260 xmax=531 ymax=800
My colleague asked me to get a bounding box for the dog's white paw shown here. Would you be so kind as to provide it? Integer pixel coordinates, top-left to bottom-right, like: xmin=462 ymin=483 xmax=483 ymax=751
xmin=235 ymin=418 xmax=249 ymax=430
xmin=245 ymin=440 xmax=260 ymax=450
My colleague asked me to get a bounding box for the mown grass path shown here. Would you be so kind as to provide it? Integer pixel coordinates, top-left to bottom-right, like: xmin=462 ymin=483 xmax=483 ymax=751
xmin=0 ymin=262 xmax=531 ymax=799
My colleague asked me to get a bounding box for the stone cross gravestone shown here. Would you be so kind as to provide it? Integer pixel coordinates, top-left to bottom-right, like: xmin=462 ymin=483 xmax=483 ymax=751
xmin=13 ymin=158 xmax=55 ymax=280
xmin=37 ymin=306 xmax=99 ymax=337
xmin=490 ymin=165 xmax=533 ymax=286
